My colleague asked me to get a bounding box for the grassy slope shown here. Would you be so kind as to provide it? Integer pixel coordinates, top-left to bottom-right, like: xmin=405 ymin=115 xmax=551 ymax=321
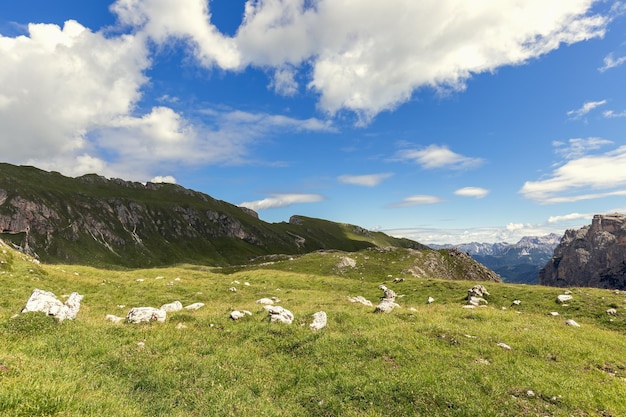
xmin=2 ymin=240 xmax=626 ymax=416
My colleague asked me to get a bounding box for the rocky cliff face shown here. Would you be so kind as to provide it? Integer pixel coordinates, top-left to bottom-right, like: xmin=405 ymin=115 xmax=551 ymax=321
xmin=539 ymin=213 xmax=626 ymax=289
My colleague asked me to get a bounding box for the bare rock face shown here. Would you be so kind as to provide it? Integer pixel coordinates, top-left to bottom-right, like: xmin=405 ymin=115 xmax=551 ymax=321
xmin=540 ymin=214 xmax=626 ymax=289
xmin=21 ymin=289 xmax=83 ymax=322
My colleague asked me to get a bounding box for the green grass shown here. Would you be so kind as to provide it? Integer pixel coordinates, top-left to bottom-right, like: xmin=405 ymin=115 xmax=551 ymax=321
xmin=2 ymin=240 xmax=626 ymax=416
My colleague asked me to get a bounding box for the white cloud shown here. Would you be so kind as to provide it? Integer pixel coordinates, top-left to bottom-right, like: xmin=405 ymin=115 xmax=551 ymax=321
xmin=599 ymin=52 xmax=626 ymax=72
xmin=270 ymin=66 xmax=298 ymax=96
xmin=111 ymin=0 xmax=240 ymax=69
xmin=547 ymin=212 xmax=593 ymax=223
xmin=553 ymin=137 xmax=613 ymax=159
xmin=150 ymin=175 xmax=177 ymax=184
xmin=239 ymin=193 xmax=324 ymax=211
xmin=0 ymin=20 xmax=149 ymax=166
xmin=454 ymin=187 xmax=489 ymax=198
xmin=111 ymin=0 xmax=610 ymax=122
xmin=389 ymin=195 xmax=444 ymax=208
xmin=566 ymin=99 xmax=607 ymax=119
xmin=396 ymin=145 xmax=483 ymax=170
xmin=603 ymin=109 xmax=626 ymax=118
xmin=338 ymin=173 xmax=393 ymax=187
xmin=520 ymin=145 xmax=626 ymax=204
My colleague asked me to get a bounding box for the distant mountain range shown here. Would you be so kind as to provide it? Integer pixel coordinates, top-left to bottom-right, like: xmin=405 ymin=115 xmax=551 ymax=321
xmin=430 ymin=234 xmax=561 ymax=284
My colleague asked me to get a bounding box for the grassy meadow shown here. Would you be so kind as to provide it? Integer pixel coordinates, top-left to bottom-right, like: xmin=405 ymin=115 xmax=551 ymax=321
xmin=2 ymin=240 xmax=626 ymax=416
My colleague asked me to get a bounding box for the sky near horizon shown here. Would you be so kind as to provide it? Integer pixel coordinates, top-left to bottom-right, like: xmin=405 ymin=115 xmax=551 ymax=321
xmin=1 ymin=1 xmax=626 ymax=245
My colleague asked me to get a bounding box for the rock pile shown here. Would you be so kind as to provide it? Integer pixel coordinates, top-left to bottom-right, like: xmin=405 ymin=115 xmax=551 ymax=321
xmin=21 ymin=289 xmax=83 ymax=322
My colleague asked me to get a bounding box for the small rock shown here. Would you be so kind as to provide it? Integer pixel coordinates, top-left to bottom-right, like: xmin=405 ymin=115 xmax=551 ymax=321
xmin=393 ymin=278 xmax=405 ymax=283
xmin=176 ymin=322 xmax=187 ymax=329
xmin=161 ymin=301 xmax=183 ymax=312
xmin=184 ymin=303 xmax=205 ymax=311
xmin=497 ymin=342 xmax=512 ymax=350
xmin=606 ymin=308 xmax=617 ymax=316
xmin=549 ymin=311 xmax=560 ymax=316
xmin=265 ymin=305 xmax=294 ymax=324
xmin=556 ymin=294 xmax=573 ymax=304
xmin=137 ymin=342 xmax=145 ymax=349
xmin=228 ymin=287 xmax=237 ymax=292
xmin=427 ymin=296 xmax=435 ymax=304
xmin=511 ymin=300 xmax=521 ymax=306
xmin=565 ymin=319 xmax=580 ymax=327
xmin=310 ymin=311 xmax=327 ymax=331
xmin=347 ymin=296 xmax=373 ymax=307
xmin=256 ymin=298 xmax=275 ymax=305
xmin=230 ymin=310 xmax=246 ymax=320
xmin=126 ymin=307 xmax=166 ymax=324
xmin=526 ymin=390 xmax=535 ymax=397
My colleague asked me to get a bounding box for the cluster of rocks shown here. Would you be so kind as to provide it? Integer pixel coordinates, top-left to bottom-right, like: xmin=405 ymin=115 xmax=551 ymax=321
xmin=20 ymin=289 xmax=83 ymax=322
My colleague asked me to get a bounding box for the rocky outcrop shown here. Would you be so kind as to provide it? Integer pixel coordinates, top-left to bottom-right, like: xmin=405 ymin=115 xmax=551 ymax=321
xmin=539 ymin=214 xmax=626 ymax=289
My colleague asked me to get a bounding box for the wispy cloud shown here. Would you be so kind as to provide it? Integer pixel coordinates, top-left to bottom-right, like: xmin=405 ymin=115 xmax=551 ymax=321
xmin=553 ymin=137 xmax=613 ymax=159
xmin=454 ymin=187 xmax=489 ymax=198
xmin=150 ymin=175 xmax=177 ymax=184
xmin=603 ymin=109 xmax=626 ymax=118
xmin=547 ymin=212 xmax=593 ymax=223
xmin=519 ymin=145 xmax=626 ymax=204
xmin=338 ymin=173 xmax=393 ymax=187
xmin=599 ymin=52 xmax=626 ymax=72
xmin=395 ymin=145 xmax=483 ymax=170
xmin=566 ymin=100 xmax=607 ymax=119
xmin=239 ymin=193 xmax=325 ymax=211
xmin=388 ymin=195 xmax=444 ymax=208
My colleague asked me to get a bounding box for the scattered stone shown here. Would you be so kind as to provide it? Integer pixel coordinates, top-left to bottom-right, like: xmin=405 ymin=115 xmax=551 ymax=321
xmin=497 ymin=342 xmax=512 ymax=350
xmin=265 ymin=305 xmax=294 ymax=324
xmin=174 ymin=277 xmax=181 ymax=281
xmin=21 ymin=289 xmax=83 ymax=322
xmin=126 ymin=307 xmax=166 ymax=324
xmin=105 ymin=314 xmax=124 ymax=323
xmin=393 ymin=277 xmax=405 ymax=283
xmin=160 ymin=301 xmax=183 ymax=312
xmin=231 ymin=280 xmax=240 ymax=285
xmin=228 ymin=287 xmax=237 ymax=292
xmin=409 ymin=307 xmax=418 ymax=312
xmin=557 ymin=294 xmax=573 ymax=304
xmin=565 ymin=319 xmax=580 ymax=327
xmin=347 ymin=296 xmax=373 ymax=307
xmin=511 ymin=300 xmax=521 ymax=306
xmin=606 ymin=308 xmax=618 ymax=316
xmin=462 ymin=305 xmax=476 ymax=309
xmin=184 ymin=302 xmax=205 ymax=311
xmin=526 ymin=390 xmax=535 ymax=397
xmin=427 ymin=296 xmax=435 ymax=304
xmin=244 ymin=282 xmax=250 ymax=286
xmin=375 ymin=285 xmax=399 ymax=313
xmin=176 ymin=322 xmax=187 ymax=330
xmin=256 ymin=298 xmax=275 ymax=305
xmin=468 ymin=285 xmax=490 ymax=298
xmin=549 ymin=312 xmax=560 ymax=316
xmin=137 ymin=341 xmax=145 ymax=349
xmin=336 ymin=256 xmax=356 ymax=269
xmin=230 ymin=310 xmax=252 ymax=320
xmin=135 ymin=279 xmax=144 ymax=282
xmin=467 ymin=285 xmax=489 ymax=307
xmin=310 ymin=311 xmax=327 ymax=331
xmin=564 ymin=290 xmax=572 ymax=295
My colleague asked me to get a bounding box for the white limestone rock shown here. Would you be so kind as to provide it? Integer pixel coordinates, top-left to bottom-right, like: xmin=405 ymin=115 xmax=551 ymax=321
xmin=126 ymin=307 xmax=167 ymax=324
xmin=468 ymin=285 xmax=490 ymax=298
xmin=468 ymin=296 xmax=488 ymax=307
xmin=160 ymin=301 xmax=183 ymax=312
xmin=557 ymin=294 xmax=573 ymax=304
xmin=606 ymin=308 xmax=617 ymax=316
xmin=184 ymin=302 xmax=205 ymax=311
xmin=230 ymin=310 xmax=252 ymax=320
xmin=21 ymin=289 xmax=83 ymax=322
xmin=347 ymin=296 xmax=373 ymax=307
xmin=565 ymin=319 xmax=580 ymax=327
xmin=375 ymin=285 xmax=399 ymax=313
xmin=256 ymin=298 xmax=275 ymax=305
xmin=427 ymin=296 xmax=435 ymax=304
xmin=497 ymin=342 xmax=512 ymax=350
xmin=264 ymin=305 xmax=294 ymax=324
xmin=310 ymin=311 xmax=327 ymax=331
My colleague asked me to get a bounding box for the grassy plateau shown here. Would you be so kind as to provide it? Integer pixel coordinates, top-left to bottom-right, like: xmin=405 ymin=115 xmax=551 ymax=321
xmin=1 ymin=239 xmax=626 ymax=417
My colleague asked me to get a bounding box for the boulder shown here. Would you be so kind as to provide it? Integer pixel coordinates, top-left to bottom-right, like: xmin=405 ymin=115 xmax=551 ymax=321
xmin=160 ymin=301 xmax=183 ymax=312
xmin=21 ymin=289 xmax=83 ymax=322
xmin=607 ymin=308 xmax=618 ymax=316
xmin=565 ymin=319 xmax=581 ymax=327
xmin=468 ymin=285 xmax=490 ymax=298
xmin=126 ymin=307 xmax=166 ymax=324
xmin=264 ymin=305 xmax=294 ymax=324
xmin=310 ymin=311 xmax=327 ymax=331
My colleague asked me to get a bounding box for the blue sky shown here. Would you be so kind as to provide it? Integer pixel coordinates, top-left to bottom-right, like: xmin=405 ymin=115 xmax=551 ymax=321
xmin=1 ymin=1 xmax=626 ymax=244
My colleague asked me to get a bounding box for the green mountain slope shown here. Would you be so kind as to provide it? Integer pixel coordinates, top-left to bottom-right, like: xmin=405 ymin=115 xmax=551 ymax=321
xmin=0 ymin=163 xmax=425 ymax=267
xmin=2 ymin=239 xmax=625 ymax=416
